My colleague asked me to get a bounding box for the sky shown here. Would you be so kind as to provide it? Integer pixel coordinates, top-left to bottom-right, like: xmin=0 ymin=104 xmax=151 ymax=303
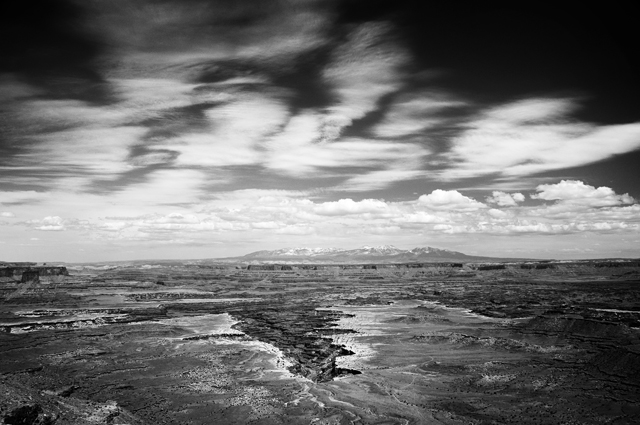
xmin=1 ymin=1 xmax=639 ymax=262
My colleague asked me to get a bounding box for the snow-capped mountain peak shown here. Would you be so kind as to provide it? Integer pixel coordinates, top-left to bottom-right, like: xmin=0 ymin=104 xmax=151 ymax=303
xmin=238 ymin=245 xmax=500 ymax=263
xmin=270 ymin=248 xmax=328 ymax=256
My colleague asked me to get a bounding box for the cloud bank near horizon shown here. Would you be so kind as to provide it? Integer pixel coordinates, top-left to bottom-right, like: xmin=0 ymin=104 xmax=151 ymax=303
xmin=2 ymin=180 xmax=638 ymax=261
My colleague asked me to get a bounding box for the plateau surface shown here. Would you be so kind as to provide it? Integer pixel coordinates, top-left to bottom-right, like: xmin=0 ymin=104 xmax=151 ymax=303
xmin=1 ymin=253 xmax=639 ymax=424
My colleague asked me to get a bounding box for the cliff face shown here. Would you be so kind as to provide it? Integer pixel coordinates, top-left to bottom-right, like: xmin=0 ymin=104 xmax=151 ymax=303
xmin=0 ymin=267 xmax=68 ymax=284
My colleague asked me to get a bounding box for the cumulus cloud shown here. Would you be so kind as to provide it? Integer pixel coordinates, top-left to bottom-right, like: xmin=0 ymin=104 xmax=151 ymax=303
xmin=487 ymin=208 xmax=509 ymax=218
xmin=1 ymin=212 xmax=15 ymax=217
xmin=532 ymin=180 xmax=634 ymax=207
xmin=486 ymin=191 xmax=525 ymax=207
xmin=418 ymin=190 xmax=487 ymax=211
xmin=3 ymin=180 xmax=639 ymax=252
xmin=442 ymin=98 xmax=640 ymax=179
xmin=26 ymin=216 xmax=67 ymax=231
xmin=313 ymin=198 xmax=389 ymax=216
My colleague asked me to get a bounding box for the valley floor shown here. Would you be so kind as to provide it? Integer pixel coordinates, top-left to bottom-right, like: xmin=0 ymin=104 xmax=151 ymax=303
xmin=1 ymin=263 xmax=639 ymax=424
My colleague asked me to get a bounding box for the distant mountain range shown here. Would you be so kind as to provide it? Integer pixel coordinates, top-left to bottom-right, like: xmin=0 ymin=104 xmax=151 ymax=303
xmin=222 ymin=245 xmax=521 ymax=263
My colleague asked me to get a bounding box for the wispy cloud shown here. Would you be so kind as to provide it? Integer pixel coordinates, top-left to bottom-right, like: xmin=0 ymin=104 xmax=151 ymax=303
xmin=321 ymin=22 xmax=409 ymax=141
xmin=262 ymin=109 xmax=428 ymax=187
xmin=372 ymin=91 xmax=466 ymax=138
xmin=171 ymin=94 xmax=290 ymax=167
xmin=442 ymin=98 xmax=640 ymax=179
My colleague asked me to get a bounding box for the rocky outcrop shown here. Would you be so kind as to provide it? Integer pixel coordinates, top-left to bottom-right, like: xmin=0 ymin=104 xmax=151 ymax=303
xmin=247 ymin=264 xmax=293 ymax=271
xmin=0 ymin=381 xmax=142 ymax=425
xmin=520 ymin=314 xmax=639 ymax=347
xmin=2 ymin=403 xmax=52 ymax=425
xmin=0 ymin=267 xmax=68 ymax=284
xmin=20 ymin=270 xmax=40 ymax=284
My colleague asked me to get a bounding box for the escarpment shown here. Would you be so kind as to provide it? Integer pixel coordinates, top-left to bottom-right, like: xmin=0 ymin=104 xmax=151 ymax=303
xmin=0 ymin=266 xmax=68 ymax=284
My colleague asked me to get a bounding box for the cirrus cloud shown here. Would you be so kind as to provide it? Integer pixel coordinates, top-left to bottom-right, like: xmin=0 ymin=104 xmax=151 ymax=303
xmin=442 ymin=98 xmax=640 ymax=180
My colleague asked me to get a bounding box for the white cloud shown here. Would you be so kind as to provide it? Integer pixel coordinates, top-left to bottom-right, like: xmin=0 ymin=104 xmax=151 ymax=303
xmin=173 ymin=94 xmax=290 ymax=167
xmin=487 ymin=208 xmax=509 ymax=218
xmin=418 ymin=190 xmax=487 ymax=211
xmin=1 ymin=212 xmax=16 ymax=217
xmin=2 ymin=179 xmax=639 ymax=259
xmin=27 ymin=216 xmax=66 ymax=231
xmin=486 ymin=191 xmax=525 ymax=207
xmin=484 ymin=98 xmax=576 ymax=123
xmin=265 ymin=114 xmax=429 ymax=181
xmin=532 ymin=180 xmax=634 ymax=207
xmin=27 ymin=126 xmax=147 ymax=175
xmin=111 ymin=78 xmax=199 ymax=112
xmin=442 ymin=98 xmax=640 ymax=179
xmin=17 ymin=99 xmax=131 ymax=132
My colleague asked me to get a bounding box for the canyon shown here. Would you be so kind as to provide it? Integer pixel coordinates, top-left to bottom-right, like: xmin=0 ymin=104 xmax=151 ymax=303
xmin=1 ymin=253 xmax=639 ymax=424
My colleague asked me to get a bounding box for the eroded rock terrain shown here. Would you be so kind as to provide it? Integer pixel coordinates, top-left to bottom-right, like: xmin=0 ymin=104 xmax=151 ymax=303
xmin=1 ymin=260 xmax=639 ymax=424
